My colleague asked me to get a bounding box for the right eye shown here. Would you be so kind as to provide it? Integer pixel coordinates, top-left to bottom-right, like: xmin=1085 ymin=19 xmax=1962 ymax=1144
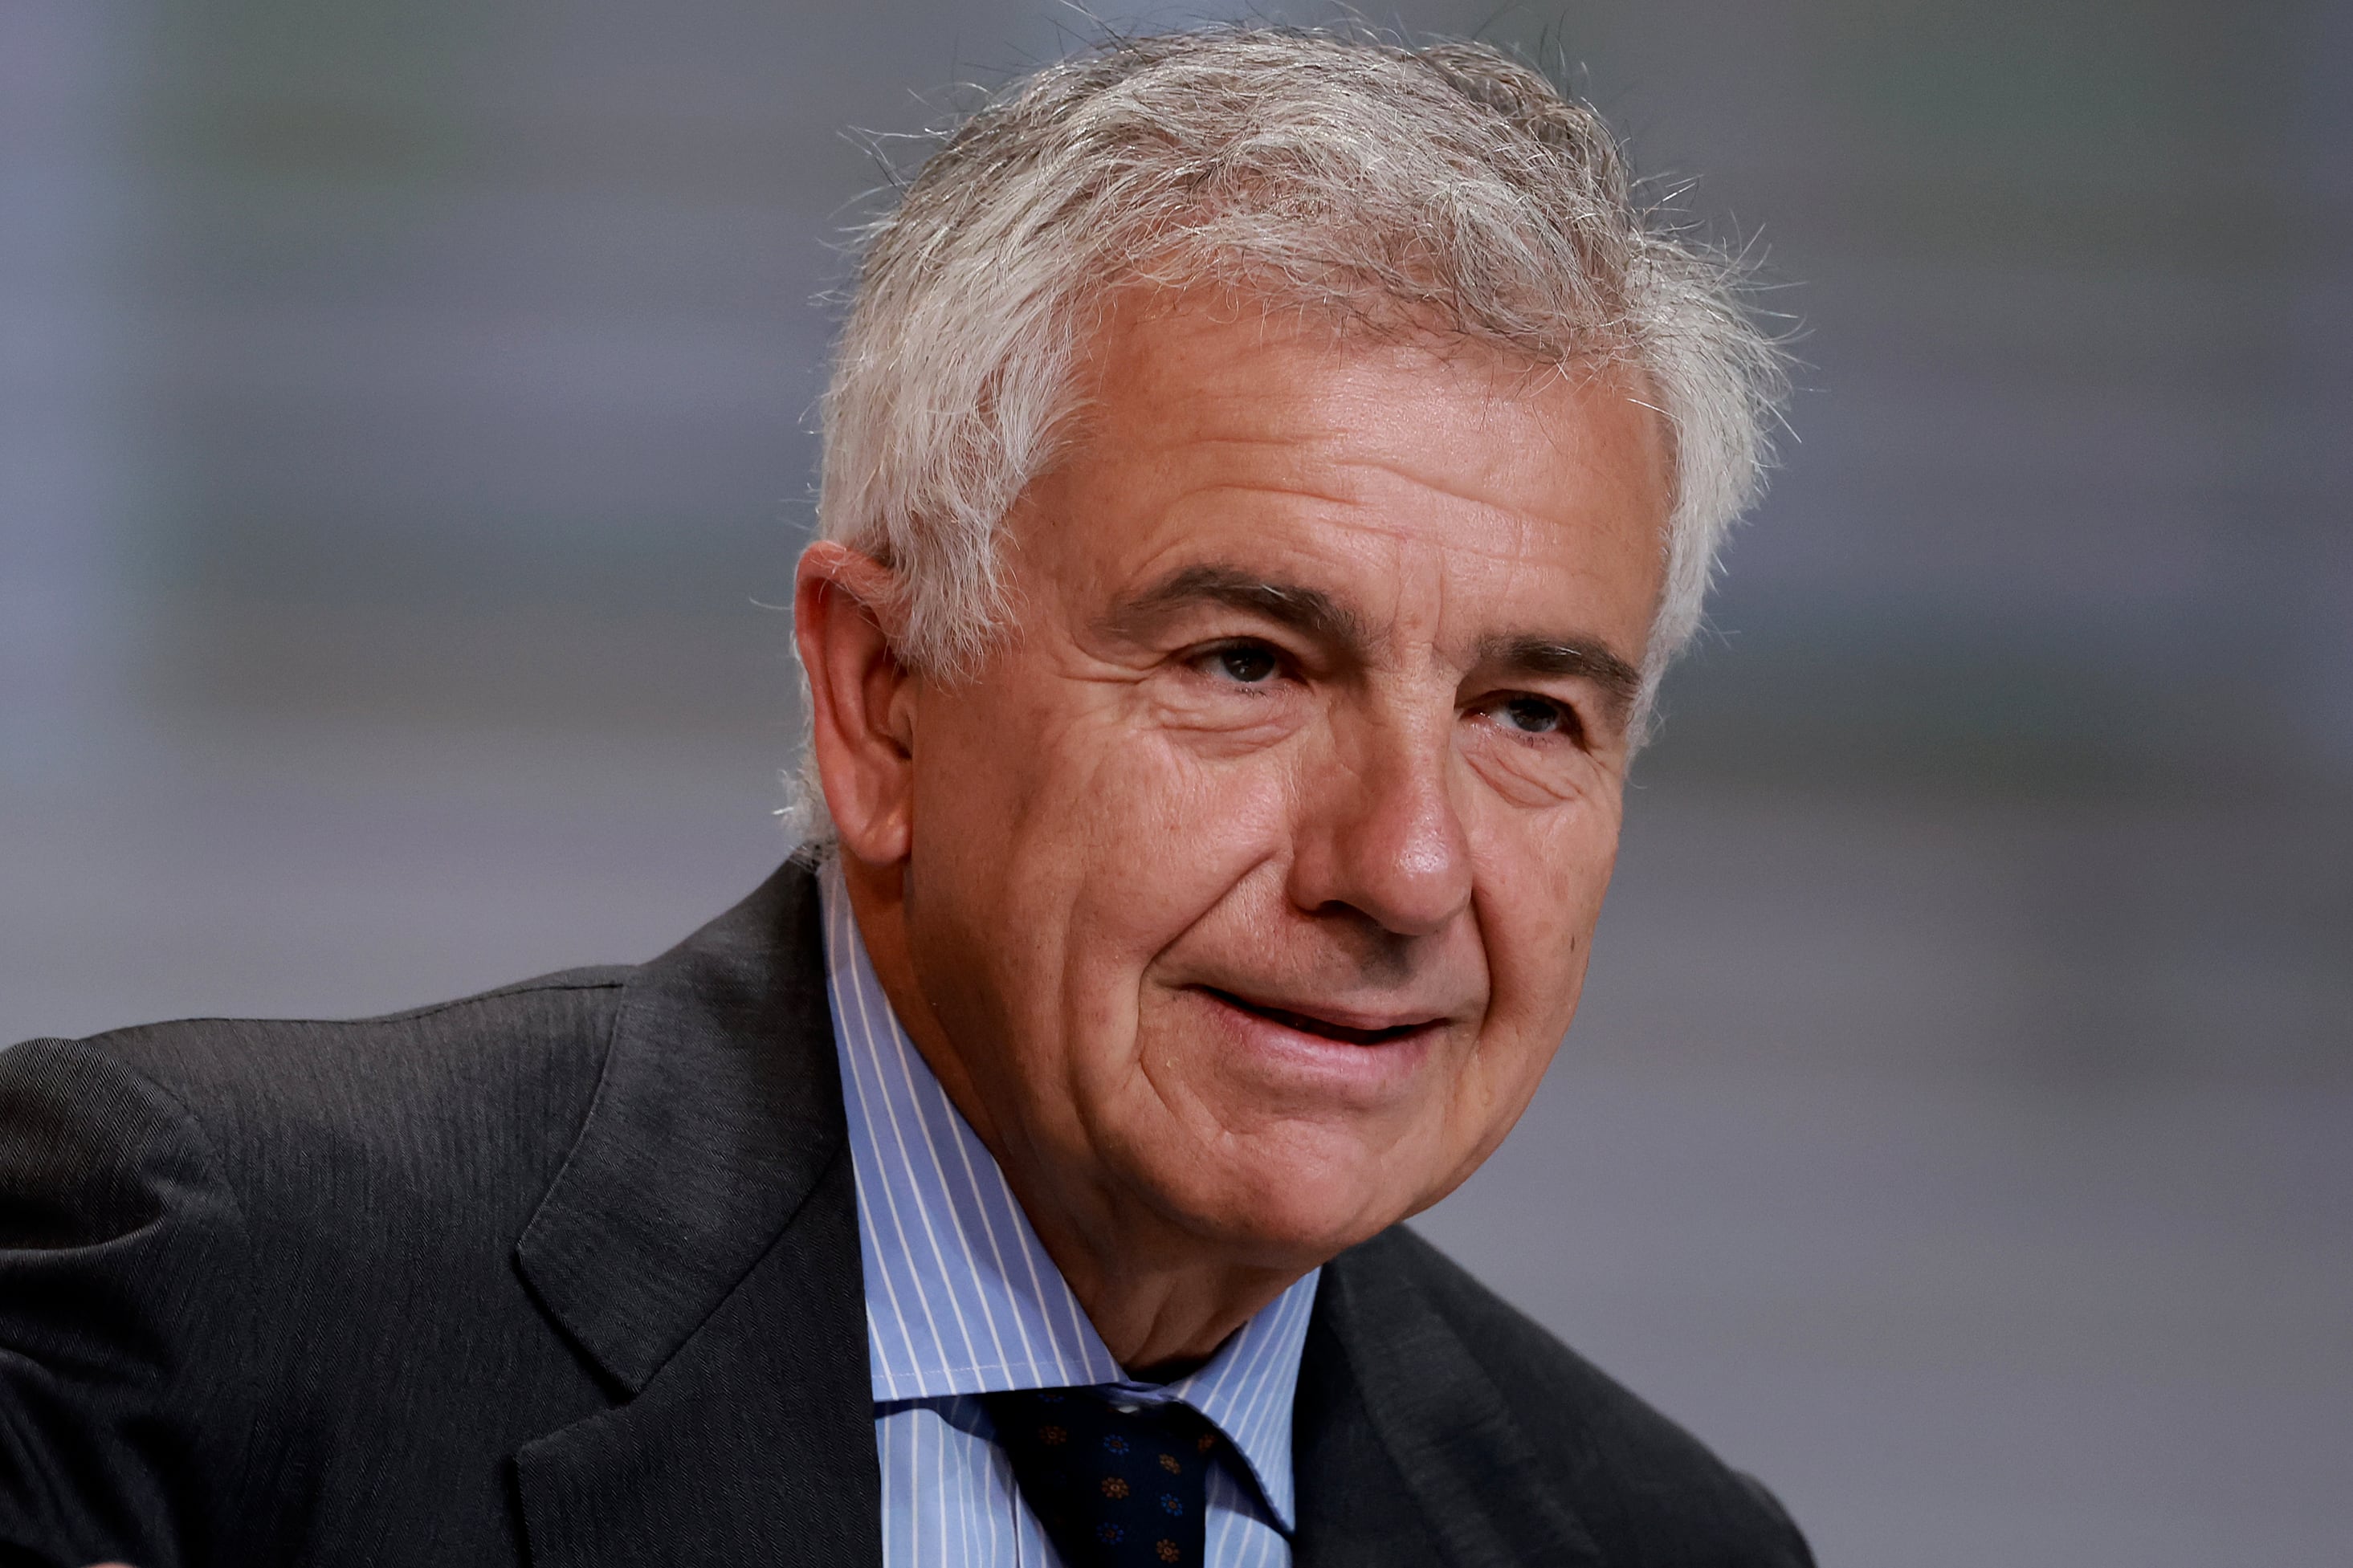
xmin=1201 ymin=641 xmax=1280 ymax=684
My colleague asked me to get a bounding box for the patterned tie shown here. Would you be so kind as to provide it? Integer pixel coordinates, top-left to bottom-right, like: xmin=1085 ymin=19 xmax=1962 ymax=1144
xmin=983 ymin=1387 xmax=1221 ymax=1566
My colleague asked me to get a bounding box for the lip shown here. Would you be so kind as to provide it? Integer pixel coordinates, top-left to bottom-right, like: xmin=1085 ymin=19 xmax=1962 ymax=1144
xmin=1185 ymin=984 xmax=1446 ymax=1104
xmin=1197 ymin=987 xmax=1443 ymax=1045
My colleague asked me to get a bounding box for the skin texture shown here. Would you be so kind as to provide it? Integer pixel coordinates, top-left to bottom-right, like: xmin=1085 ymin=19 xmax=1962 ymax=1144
xmin=795 ymin=296 xmax=1670 ymax=1375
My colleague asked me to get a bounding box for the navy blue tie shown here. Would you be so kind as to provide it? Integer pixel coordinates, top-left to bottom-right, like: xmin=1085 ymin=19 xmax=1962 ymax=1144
xmin=984 ymin=1387 xmax=1220 ymax=1566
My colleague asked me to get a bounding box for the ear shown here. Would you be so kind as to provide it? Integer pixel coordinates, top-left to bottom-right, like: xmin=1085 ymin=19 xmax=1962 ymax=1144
xmin=795 ymin=540 xmax=920 ymax=867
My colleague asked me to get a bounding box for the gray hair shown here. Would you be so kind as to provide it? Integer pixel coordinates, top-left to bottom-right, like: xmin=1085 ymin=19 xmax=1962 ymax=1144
xmin=796 ymin=26 xmax=1787 ymax=832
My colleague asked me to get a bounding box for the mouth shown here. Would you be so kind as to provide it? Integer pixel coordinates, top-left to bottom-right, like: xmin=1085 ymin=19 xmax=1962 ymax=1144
xmin=1196 ymin=987 xmax=1442 ymax=1046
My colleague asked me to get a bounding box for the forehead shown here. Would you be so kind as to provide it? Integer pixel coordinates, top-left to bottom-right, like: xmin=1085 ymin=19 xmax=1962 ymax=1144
xmin=1103 ymin=294 xmax=1655 ymax=455
xmin=1017 ymin=295 xmax=1674 ymax=649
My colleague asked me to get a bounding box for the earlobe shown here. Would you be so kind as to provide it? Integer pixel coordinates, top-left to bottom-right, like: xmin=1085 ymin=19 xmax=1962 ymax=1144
xmin=794 ymin=541 xmax=919 ymax=866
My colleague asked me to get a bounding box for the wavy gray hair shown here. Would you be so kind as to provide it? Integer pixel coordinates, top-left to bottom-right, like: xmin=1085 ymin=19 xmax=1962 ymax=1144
xmin=796 ymin=26 xmax=1786 ymax=831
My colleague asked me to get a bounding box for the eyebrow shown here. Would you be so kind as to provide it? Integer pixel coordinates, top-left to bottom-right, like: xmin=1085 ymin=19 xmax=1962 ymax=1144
xmin=1106 ymin=561 xmax=1643 ymax=729
xmin=1477 ymin=634 xmax=1644 ymax=731
xmin=1104 ymin=564 xmax=1368 ymax=648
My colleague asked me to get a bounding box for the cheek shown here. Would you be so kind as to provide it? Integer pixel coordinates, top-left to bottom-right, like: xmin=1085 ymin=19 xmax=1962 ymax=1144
xmin=1435 ymin=820 xmax=1614 ymax=1177
xmin=1468 ymin=793 xmax=1621 ymax=1042
xmin=1052 ymin=727 xmax=1297 ymax=956
xmin=928 ymin=688 xmax=1301 ymax=1049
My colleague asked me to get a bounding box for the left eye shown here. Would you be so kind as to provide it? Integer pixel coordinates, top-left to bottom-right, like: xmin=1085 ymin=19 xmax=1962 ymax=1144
xmin=1496 ymin=696 xmax=1567 ymax=735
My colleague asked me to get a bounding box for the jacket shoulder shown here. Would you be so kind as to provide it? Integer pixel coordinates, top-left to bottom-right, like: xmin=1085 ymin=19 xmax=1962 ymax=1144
xmin=1 ymin=969 xmax=642 ymax=1566
xmin=74 ymin=963 xmax=627 ymax=1109
xmin=21 ymin=966 xmax=632 ymax=1245
xmin=1342 ymin=1225 xmax=1813 ymax=1566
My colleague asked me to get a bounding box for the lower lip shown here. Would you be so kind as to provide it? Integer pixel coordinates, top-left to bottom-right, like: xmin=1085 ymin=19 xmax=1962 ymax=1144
xmin=1189 ymin=988 xmax=1442 ymax=1105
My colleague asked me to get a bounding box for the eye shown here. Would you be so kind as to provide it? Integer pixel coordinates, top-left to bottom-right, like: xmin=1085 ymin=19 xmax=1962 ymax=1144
xmin=1493 ymin=694 xmax=1572 ymax=736
xmin=1204 ymin=641 xmax=1280 ymax=684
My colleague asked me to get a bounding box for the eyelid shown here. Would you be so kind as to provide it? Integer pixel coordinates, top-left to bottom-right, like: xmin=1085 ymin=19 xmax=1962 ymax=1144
xmin=1471 ymin=688 xmax=1588 ymax=743
xmin=1183 ymin=632 xmax=1302 ymax=672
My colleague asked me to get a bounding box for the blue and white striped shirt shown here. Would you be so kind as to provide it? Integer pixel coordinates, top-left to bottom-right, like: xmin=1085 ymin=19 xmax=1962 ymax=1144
xmin=819 ymin=861 xmax=1316 ymax=1567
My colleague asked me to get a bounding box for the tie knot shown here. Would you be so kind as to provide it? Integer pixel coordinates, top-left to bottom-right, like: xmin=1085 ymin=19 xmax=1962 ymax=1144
xmin=984 ymin=1388 xmax=1222 ymax=1566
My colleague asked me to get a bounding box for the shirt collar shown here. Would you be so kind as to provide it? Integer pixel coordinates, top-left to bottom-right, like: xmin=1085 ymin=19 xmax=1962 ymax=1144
xmin=819 ymin=857 xmax=1317 ymax=1529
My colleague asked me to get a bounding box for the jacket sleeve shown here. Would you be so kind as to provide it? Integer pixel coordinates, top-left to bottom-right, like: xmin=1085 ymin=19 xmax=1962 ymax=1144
xmin=0 ymin=1038 xmax=254 ymax=1568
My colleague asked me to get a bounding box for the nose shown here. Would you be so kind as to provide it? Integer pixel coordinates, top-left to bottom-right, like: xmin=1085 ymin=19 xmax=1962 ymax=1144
xmin=1287 ymin=716 xmax=1474 ymax=939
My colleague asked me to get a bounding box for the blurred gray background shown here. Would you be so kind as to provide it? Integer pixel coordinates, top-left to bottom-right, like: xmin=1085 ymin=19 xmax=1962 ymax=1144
xmin=4 ymin=1 xmax=2347 ymax=1562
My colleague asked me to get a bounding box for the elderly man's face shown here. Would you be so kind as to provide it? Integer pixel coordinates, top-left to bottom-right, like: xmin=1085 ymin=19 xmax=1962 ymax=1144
xmin=881 ymin=301 xmax=1669 ymax=1267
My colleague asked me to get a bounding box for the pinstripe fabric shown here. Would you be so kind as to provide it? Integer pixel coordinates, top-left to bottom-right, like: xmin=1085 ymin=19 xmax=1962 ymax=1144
xmin=819 ymin=860 xmax=1314 ymax=1568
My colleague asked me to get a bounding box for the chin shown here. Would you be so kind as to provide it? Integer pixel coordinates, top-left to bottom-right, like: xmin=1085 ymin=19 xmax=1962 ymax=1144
xmin=1132 ymin=1127 xmax=1424 ymax=1265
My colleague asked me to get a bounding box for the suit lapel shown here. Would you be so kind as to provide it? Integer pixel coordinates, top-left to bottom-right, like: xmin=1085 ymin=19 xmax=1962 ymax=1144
xmin=1293 ymin=1233 xmax=1601 ymax=1568
xmin=511 ymin=860 xmax=880 ymax=1566
xmin=513 ymin=1147 xmax=876 ymax=1566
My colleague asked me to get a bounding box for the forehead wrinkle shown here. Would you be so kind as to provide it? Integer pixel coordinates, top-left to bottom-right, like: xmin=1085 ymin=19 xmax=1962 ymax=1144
xmin=1152 ymin=409 xmax=1562 ymax=493
xmin=1139 ymin=467 xmax=1584 ymax=576
xmin=1156 ymin=474 xmax=1380 ymax=519
xmin=1160 ymin=488 xmax=1580 ymax=593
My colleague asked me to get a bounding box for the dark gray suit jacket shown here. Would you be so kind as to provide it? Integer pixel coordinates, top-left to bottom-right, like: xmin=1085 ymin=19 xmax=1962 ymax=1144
xmin=0 ymin=861 xmax=1812 ymax=1567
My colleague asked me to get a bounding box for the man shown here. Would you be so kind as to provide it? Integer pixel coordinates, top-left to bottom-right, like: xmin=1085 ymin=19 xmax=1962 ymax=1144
xmin=1 ymin=27 xmax=1803 ymax=1568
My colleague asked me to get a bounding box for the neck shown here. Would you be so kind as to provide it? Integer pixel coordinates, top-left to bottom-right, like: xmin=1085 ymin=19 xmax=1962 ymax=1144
xmin=838 ymin=852 xmax=1303 ymax=1374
